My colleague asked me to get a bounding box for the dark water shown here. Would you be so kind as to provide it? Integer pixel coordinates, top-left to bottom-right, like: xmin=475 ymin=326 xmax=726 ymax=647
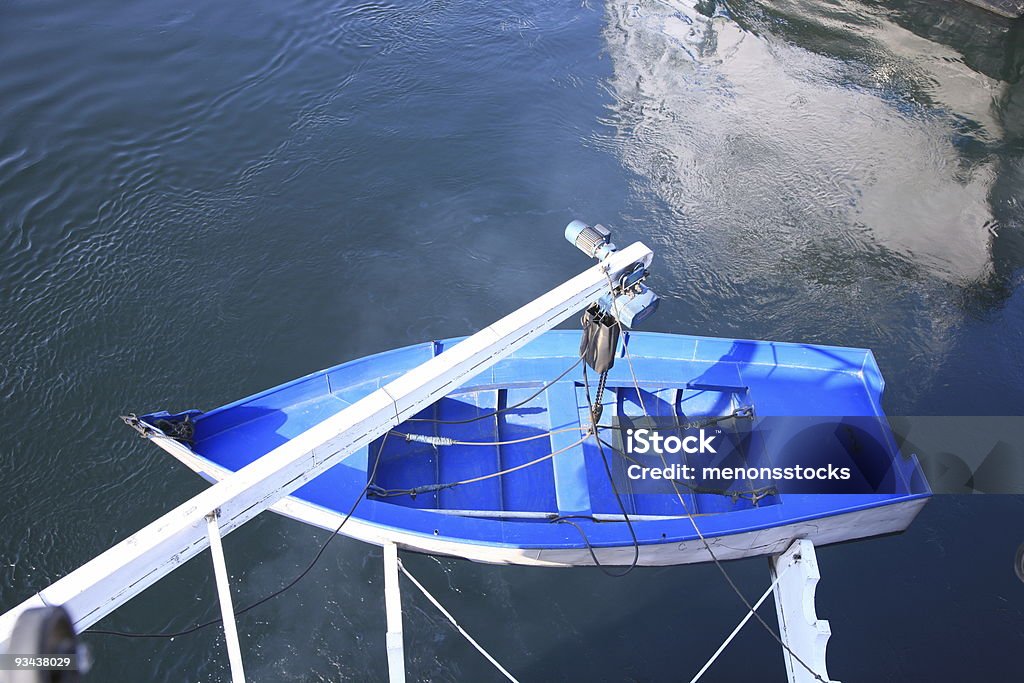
xmin=2 ymin=0 xmax=1023 ymax=680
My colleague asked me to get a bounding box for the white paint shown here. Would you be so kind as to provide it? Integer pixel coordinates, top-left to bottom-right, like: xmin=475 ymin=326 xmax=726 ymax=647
xmin=398 ymin=560 xmax=520 ymax=683
xmin=383 ymin=542 xmax=405 ymax=683
xmin=156 ymin=440 xmax=927 ymax=568
xmin=770 ymin=539 xmax=839 ymax=683
xmin=0 ymin=242 xmax=653 ymax=650
xmin=207 ymin=512 xmax=246 ymax=683
xmin=690 ymin=558 xmax=792 ymax=683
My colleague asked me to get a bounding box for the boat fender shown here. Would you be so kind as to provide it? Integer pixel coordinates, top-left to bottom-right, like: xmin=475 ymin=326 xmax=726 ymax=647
xmin=580 ymin=305 xmax=619 ymax=374
xmin=400 ymin=433 xmax=458 ymax=447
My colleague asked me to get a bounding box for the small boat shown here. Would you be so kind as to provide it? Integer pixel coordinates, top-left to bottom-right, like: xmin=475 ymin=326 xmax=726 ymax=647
xmin=141 ymin=329 xmax=930 ymax=567
xmin=0 ymin=226 xmax=924 ymax=683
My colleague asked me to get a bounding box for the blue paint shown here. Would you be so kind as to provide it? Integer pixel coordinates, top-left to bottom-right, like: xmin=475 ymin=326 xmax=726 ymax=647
xmin=144 ymin=331 xmax=931 ymax=554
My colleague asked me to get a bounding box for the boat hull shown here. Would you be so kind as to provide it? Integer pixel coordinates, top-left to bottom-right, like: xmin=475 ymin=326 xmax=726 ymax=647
xmin=142 ymin=330 xmax=931 ymax=566
xmin=151 ymin=435 xmax=927 ymax=566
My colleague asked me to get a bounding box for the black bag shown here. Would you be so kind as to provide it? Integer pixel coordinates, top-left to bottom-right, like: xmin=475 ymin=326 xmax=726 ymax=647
xmin=580 ymin=305 xmax=619 ymax=374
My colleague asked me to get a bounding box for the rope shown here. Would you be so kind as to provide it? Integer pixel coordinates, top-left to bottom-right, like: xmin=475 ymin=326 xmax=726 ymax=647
xmin=368 ymin=434 xmax=591 ymax=498
xmin=121 ymin=413 xmax=195 ymax=443
xmin=595 ymin=434 xmax=776 ymax=504
xmin=601 ymin=269 xmax=828 ymax=683
xmin=596 ymin=406 xmax=754 ymax=432
xmin=454 ymin=435 xmax=587 ymax=484
xmin=689 ymin=561 xmax=793 ymax=683
xmin=390 ymin=425 xmax=585 ymax=447
xmin=89 ymin=432 xmax=392 ymax=639
xmin=579 ymin=363 xmax=640 ymax=575
xmin=398 ymin=559 xmax=520 ymax=683
xmin=407 ymin=355 xmax=584 ymax=425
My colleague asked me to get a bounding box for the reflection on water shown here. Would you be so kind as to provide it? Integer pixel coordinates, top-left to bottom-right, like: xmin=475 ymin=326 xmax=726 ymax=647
xmin=600 ymin=0 xmax=1022 ymax=285
xmin=1 ymin=0 xmax=1022 ymax=679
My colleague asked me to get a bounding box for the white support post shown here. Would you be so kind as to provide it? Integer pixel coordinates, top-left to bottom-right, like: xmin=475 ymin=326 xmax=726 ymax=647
xmin=0 ymin=241 xmax=653 ymax=651
xmin=383 ymin=542 xmax=405 ymax=683
xmin=207 ymin=512 xmax=246 ymax=683
xmin=769 ymin=539 xmax=839 ymax=683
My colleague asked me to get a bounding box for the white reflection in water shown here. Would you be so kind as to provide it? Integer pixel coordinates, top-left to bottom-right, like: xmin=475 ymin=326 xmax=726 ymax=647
xmin=601 ymin=0 xmax=1005 ymax=283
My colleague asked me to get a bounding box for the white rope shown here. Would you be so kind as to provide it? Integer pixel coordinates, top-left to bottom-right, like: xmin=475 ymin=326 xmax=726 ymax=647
xmin=603 ymin=271 xmax=827 ymax=682
xmin=397 ymin=559 xmax=521 ymax=683
xmin=602 ymin=270 xmax=827 ymax=679
xmin=688 ymin=561 xmax=792 ymax=683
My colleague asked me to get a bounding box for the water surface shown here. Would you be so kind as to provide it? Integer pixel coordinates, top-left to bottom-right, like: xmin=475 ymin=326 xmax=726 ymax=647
xmin=1 ymin=0 xmax=1022 ymax=680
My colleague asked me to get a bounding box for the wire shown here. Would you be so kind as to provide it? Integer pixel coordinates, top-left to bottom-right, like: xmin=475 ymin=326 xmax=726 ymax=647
xmin=689 ymin=562 xmax=794 ymax=683
xmin=398 ymin=558 xmax=521 ymax=683
xmin=388 ymin=425 xmax=585 ymax=447
xmin=576 ymin=363 xmax=640 ymax=577
xmin=602 ymin=269 xmax=827 ymax=683
xmin=88 ymin=433 xmax=391 ymax=639
xmin=595 ymin=434 xmax=775 ymax=504
xmin=553 ymin=517 xmax=625 ymax=572
xmin=368 ymin=434 xmax=591 ymax=498
xmin=445 ymin=435 xmax=589 ymax=486
xmin=406 ymin=355 xmax=584 ymax=425
xmin=595 ymin=407 xmax=753 ymax=433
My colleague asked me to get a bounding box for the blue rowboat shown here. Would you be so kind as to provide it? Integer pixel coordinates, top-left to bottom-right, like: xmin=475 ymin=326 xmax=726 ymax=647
xmin=140 ymin=330 xmax=930 ymax=567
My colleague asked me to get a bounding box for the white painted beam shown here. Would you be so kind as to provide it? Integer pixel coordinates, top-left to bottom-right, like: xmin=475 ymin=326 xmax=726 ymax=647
xmin=0 ymin=242 xmax=652 ymax=650
xmin=770 ymin=539 xmax=839 ymax=683
xmin=207 ymin=512 xmax=246 ymax=683
xmin=383 ymin=542 xmax=405 ymax=683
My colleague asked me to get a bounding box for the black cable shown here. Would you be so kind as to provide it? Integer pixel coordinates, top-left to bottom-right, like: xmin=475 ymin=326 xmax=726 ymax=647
xmin=406 ymin=355 xmax=583 ymax=425
xmin=603 ymin=286 xmax=827 ymax=682
xmin=598 ymin=270 xmax=827 ymax=679
xmin=573 ymin=364 xmax=640 ymax=577
xmin=367 ymin=433 xmax=590 ymax=500
xmin=595 ymin=434 xmax=775 ymax=504
xmin=685 ymin=520 xmax=828 ymax=683
xmin=595 ymin=407 xmax=753 ymax=433
xmin=89 ymin=433 xmax=390 ymax=639
xmin=553 ymin=517 xmax=626 ymax=574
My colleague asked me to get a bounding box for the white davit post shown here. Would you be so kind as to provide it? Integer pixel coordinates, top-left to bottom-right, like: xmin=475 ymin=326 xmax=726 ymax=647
xmin=383 ymin=542 xmax=405 ymax=683
xmin=0 ymin=241 xmax=654 ymax=652
xmin=206 ymin=511 xmax=246 ymax=683
xmin=770 ymin=539 xmax=840 ymax=683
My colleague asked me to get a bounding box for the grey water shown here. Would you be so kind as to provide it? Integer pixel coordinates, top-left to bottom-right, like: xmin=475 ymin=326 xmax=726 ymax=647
xmin=1 ymin=0 xmax=1023 ymax=680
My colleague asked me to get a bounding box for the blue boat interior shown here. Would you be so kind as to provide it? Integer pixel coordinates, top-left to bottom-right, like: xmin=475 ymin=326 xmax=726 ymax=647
xmin=144 ymin=331 xmax=931 ymax=549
